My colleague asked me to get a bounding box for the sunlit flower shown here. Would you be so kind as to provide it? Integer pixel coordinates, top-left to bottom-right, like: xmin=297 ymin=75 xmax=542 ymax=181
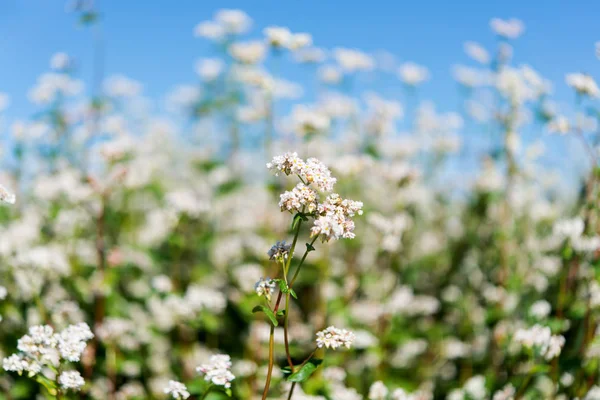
xmin=0 ymin=184 xmax=15 ymax=204
xmin=255 ymin=278 xmax=277 ymax=301
xmin=464 ymin=41 xmax=490 ymax=64
xmin=58 ymin=370 xmax=85 ymax=390
xmin=164 ymin=380 xmax=190 ymax=399
xmin=316 ymin=326 xmax=355 ymax=349
xmin=490 ymin=17 xmax=525 ymax=39
xmin=398 ymin=62 xmax=429 ymax=86
xmin=566 ymin=73 xmax=600 ymax=97
xmin=197 ymin=354 xmax=235 ymax=388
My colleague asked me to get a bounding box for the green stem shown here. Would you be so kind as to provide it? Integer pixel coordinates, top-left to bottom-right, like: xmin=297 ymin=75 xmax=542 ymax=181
xmin=261 ymin=325 xmax=276 ymax=400
xmin=200 ymin=385 xmax=214 ymax=400
xmin=283 ymin=292 xmax=294 ymax=369
xmin=290 ymin=236 xmax=318 ymax=287
xmin=515 ymin=373 xmax=533 ymax=399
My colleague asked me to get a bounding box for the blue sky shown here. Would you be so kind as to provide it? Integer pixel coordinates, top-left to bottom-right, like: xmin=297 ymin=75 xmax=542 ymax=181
xmin=1 ymin=0 xmax=598 ymax=112
xmin=0 ymin=0 xmax=598 ymax=177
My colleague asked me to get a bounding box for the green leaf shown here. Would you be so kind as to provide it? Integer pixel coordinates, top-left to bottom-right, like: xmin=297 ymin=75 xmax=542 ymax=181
xmin=306 ymin=242 xmax=315 ymax=252
xmin=276 ymin=279 xmax=289 ymax=293
xmin=287 ymin=358 xmax=323 ymax=382
xmin=292 ymin=213 xmax=303 ymax=230
xmin=276 ymin=310 xmax=286 ymax=318
xmin=252 ymin=305 xmax=278 ymax=326
xmin=289 ymin=288 xmax=298 ymax=299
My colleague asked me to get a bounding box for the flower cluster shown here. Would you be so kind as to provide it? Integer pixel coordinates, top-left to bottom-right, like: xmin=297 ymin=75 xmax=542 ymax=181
xmin=3 ymin=323 xmax=93 ymax=376
xmin=513 ymin=325 xmax=566 ymax=360
xmin=267 ymin=241 xmax=292 ymax=261
xmin=255 ymin=277 xmax=277 ymax=301
xmin=279 ymin=183 xmax=318 ymax=213
xmin=267 ymin=152 xmax=337 ymax=192
xmin=196 ymin=354 xmax=236 ymax=388
xmin=58 ymin=370 xmax=85 ymax=390
xmin=312 ymin=193 xmax=364 ymax=241
xmin=164 ymin=380 xmax=190 ymax=399
xmin=316 ymin=326 xmax=356 ymax=350
xmin=268 ymin=152 xmax=362 ymax=242
xmin=0 ymin=183 xmax=15 ymax=204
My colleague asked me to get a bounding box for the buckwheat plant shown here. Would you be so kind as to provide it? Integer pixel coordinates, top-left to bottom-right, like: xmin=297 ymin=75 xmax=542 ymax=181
xmin=256 ymin=152 xmax=362 ymax=399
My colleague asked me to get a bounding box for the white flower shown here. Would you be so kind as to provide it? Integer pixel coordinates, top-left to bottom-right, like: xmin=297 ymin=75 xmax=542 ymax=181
xmin=264 ymin=26 xmax=292 ymax=48
xmin=56 ymin=322 xmax=94 ymax=362
xmin=316 ymin=326 xmax=355 ymax=350
xmin=289 ymin=33 xmax=312 ymax=50
xmin=547 ymin=116 xmax=570 ymax=134
xmin=3 ymin=354 xmax=28 ymax=373
xmin=194 ymin=20 xmax=225 ymax=40
xmin=152 ymin=275 xmax=173 ymax=293
xmin=267 ymin=153 xmax=337 ymax=192
xmin=0 ymin=93 xmax=10 ymax=112
xmin=197 ymin=354 xmax=235 ymax=388
xmin=104 ymin=74 xmax=142 ymax=97
xmin=4 ymin=323 xmax=93 ymax=376
xmin=398 ymin=62 xmax=429 ymax=86
xmin=255 ymin=278 xmax=277 ymax=301
xmin=279 ymin=183 xmax=319 ymax=213
xmin=529 ymin=300 xmax=551 ymax=319
xmin=164 ymin=380 xmax=190 ymax=399
xmin=195 ymin=58 xmax=224 ymax=81
xmin=0 ymin=184 xmax=15 ymax=204
xmin=566 ymin=73 xmax=600 ymax=97
xmin=295 ymin=47 xmax=326 ymax=64
xmin=492 ymin=384 xmax=515 ymax=400
xmin=585 ymin=386 xmax=600 ymax=400
xmin=513 ymin=324 xmax=565 ymax=360
xmin=490 ymin=18 xmax=525 ymax=39
xmin=311 ymin=193 xmax=363 ymax=242
xmin=50 ymin=52 xmax=71 ymax=70
xmin=59 ymin=370 xmax=85 ymax=390
xmin=464 ymin=41 xmax=490 ymax=64
xmin=229 ymin=41 xmax=267 ymax=64
xmin=553 ymin=217 xmax=584 ymax=239
xmin=214 ymin=9 xmax=252 ymax=35
xmin=333 ymin=48 xmax=374 ymax=72
xmin=319 ymin=65 xmax=343 ymax=84
xmin=464 ymin=375 xmax=486 ymax=399
xmin=288 ymin=105 xmax=331 ymax=137
xmin=368 ymin=381 xmax=389 ymax=400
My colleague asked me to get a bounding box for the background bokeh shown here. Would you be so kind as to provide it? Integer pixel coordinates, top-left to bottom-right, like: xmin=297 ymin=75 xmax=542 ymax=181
xmin=1 ymin=2 xmax=600 ymax=400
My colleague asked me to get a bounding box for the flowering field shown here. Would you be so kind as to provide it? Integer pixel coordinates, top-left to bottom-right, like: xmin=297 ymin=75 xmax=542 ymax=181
xmin=2 ymin=4 xmax=600 ymax=400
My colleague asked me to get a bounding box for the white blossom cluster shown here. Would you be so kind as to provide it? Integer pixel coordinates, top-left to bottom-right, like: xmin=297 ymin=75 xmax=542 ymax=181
xmin=268 ymin=152 xmax=363 ymax=241
xmin=58 ymin=370 xmax=85 ymax=390
xmin=279 ymin=183 xmax=319 ymax=214
xmin=311 ymin=193 xmax=364 ymax=241
xmin=315 ymin=326 xmax=355 ymax=350
xmin=255 ymin=277 xmax=277 ymax=301
xmin=0 ymin=183 xmax=15 ymax=204
xmin=267 ymin=152 xmax=337 ymax=192
xmin=3 ymin=323 xmax=93 ymax=376
xmin=513 ymin=324 xmax=565 ymax=360
xmin=196 ymin=354 xmax=236 ymax=388
xmin=264 ymin=26 xmax=312 ymax=50
xmin=164 ymin=380 xmax=190 ymax=399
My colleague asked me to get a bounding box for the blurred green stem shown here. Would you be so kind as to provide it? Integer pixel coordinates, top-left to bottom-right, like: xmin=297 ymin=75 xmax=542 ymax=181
xmin=261 ymin=324 xmax=276 ymax=400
